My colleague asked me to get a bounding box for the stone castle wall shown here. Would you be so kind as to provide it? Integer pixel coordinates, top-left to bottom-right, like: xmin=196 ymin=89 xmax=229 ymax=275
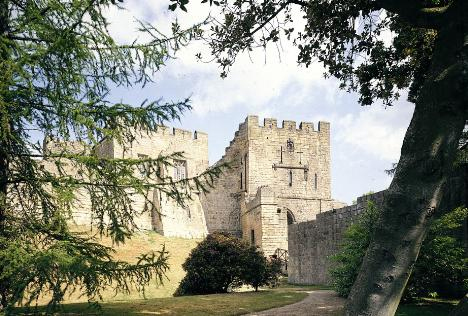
xmin=97 ymin=127 xmax=209 ymax=237
xmin=288 ymin=191 xmax=386 ymax=285
xmin=288 ymin=164 xmax=468 ymax=285
xmin=43 ymin=127 xmax=209 ymax=238
xmin=242 ymin=186 xmax=289 ymax=255
xmin=201 ymin=119 xmax=250 ymax=235
xmin=245 ymin=116 xmax=334 ymax=222
xmin=42 ymin=115 xmax=349 ymax=247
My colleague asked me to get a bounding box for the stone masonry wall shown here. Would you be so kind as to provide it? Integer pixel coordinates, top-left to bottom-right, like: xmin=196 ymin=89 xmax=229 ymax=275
xmin=246 ymin=116 xmax=333 ymax=222
xmin=204 ymin=115 xmax=345 ymax=250
xmin=96 ymin=127 xmax=209 ymax=237
xmin=288 ymin=164 xmax=468 ymax=285
xmin=43 ymin=127 xmax=209 ymax=238
xmin=242 ymin=186 xmax=288 ymax=255
xmin=288 ymin=191 xmax=386 ymax=285
xmin=201 ymin=119 xmax=249 ymax=236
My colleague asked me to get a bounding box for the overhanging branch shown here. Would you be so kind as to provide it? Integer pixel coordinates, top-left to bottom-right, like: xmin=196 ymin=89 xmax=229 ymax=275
xmin=375 ymin=0 xmax=449 ymax=29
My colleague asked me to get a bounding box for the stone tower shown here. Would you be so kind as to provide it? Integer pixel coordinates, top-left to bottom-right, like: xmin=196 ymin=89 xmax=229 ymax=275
xmin=203 ymin=115 xmax=345 ymax=255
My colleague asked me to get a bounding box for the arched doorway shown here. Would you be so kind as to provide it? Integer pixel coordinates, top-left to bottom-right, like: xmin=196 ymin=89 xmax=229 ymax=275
xmin=286 ymin=209 xmax=296 ymax=225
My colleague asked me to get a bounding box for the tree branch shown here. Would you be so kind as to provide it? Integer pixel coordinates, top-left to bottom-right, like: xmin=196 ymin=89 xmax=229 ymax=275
xmin=248 ymin=0 xmax=310 ymax=38
xmin=375 ymin=0 xmax=450 ymax=29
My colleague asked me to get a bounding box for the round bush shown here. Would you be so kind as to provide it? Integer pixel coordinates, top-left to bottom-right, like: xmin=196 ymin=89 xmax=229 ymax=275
xmin=174 ymin=232 xmax=281 ymax=296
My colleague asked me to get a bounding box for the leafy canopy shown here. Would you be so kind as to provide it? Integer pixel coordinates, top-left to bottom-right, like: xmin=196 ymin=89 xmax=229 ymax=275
xmin=170 ymin=0 xmax=451 ymax=106
xmin=330 ymin=203 xmax=468 ymax=299
xmin=0 ymin=0 xmax=224 ymax=311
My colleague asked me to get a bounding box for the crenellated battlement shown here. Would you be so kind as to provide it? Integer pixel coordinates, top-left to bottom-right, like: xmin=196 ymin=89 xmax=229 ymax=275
xmin=240 ymin=115 xmax=329 ymax=134
xmin=219 ymin=115 xmax=330 ymax=159
xmin=43 ymin=137 xmax=88 ymax=155
xmin=136 ymin=125 xmax=207 ymax=142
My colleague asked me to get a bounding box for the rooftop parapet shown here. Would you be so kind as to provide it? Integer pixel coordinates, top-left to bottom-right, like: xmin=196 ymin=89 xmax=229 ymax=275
xmin=43 ymin=137 xmax=88 ymax=155
xmin=245 ymin=115 xmax=259 ymax=126
xmin=243 ymin=115 xmax=329 ymax=133
xmin=264 ymin=118 xmax=278 ymax=128
xmin=138 ymin=126 xmax=207 ymax=141
xmin=282 ymin=120 xmax=297 ymax=130
xmin=193 ymin=131 xmax=208 ymax=140
xmin=299 ymin=122 xmax=314 ymax=132
xmin=318 ymin=121 xmax=330 ymax=133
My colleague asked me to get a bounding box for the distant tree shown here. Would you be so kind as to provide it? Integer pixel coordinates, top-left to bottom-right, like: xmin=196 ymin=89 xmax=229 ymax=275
xmin=0 ymin=0 xmax=223 ymax=312
xmin=170 ymin=0 xmax=468 ymax=314
xmin=174 ymin=232 xmax=281 ymax=295
xmin=330 ymin=203 xmax=468 ymax=301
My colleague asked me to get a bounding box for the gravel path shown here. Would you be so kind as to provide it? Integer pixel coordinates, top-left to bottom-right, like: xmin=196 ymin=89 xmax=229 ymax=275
xmin=247 ymin=290 xmax=345 ymax=316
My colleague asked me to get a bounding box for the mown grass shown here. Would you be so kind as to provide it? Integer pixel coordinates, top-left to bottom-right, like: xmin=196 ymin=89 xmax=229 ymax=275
xmin=13 ymin=289 xmax=308 ymax=315
xmin=32 ymin=229 xmax=201 ymax=305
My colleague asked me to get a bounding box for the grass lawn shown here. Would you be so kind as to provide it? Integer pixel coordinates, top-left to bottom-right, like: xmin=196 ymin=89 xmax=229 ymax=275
xmin=12 ymin=230 xmax=313 ymax=315
xmin=14 ymin=289 xmax=308 ymax=315
xmin=32 ymin=229 xmax=201 ymax=305
xmin=7 ymin=230 xmax=462 ymax=315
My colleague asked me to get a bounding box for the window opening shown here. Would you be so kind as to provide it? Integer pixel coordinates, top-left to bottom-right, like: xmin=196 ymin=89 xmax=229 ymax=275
xmin=251 ymin=229 xmax=255 ymax=245
xmin=137 ymin=153 xmax=149 ymax=176
xmin=173 ymin=159 xmax=187 ymax=181
xmin=314 ymin=173 xmax=318 ymax=190
xmin=244 ymin=153 xmax=247 ymax=189
xmin=287 ymin=139 xmax=294 ymax=152
xmin=289 ymin=170 xmax=293 ymax=187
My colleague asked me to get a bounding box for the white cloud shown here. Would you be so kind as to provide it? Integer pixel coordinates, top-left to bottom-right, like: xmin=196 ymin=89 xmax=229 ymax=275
xmin=334 ymin=103 xmax=414 ymax=161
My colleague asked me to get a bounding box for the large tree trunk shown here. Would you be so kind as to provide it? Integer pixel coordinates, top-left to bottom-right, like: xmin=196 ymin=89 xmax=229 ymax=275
xmin=344 ymin=1 xmax=468 ymax=315
xmin=0 ymin=0 xmax=9 ymax=309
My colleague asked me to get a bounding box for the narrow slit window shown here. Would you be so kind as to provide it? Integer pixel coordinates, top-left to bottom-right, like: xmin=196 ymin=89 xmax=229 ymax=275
xmin=314 ymin=173 xmax=318 ymax=190
xmin=173 ymin=160 xmax=187 ymax=181
xmin=251 ymin=229 xmax=255 ymax=245
xmin=244 ymin=153 xmax=247 ymax=189
xmin=240 ymin=172 xmax=243 ymax=189
xmin=289 ymin=170 xmax=293 ymax=187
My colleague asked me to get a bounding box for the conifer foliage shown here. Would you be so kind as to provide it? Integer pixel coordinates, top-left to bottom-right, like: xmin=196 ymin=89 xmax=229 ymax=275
xmin=0 ymin=0 xmax=223 ymax=312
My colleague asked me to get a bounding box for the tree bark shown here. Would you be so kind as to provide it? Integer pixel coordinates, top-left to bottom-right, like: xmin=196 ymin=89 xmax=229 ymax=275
xmin=0 ymin=0 xmax=9 ymax=309
xmin=344 ymin=1 xmax=468 ymax=315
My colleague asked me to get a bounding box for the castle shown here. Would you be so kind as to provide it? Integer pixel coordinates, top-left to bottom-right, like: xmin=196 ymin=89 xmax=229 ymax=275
xmin=43 ymin=115 xmax=345 ymax=255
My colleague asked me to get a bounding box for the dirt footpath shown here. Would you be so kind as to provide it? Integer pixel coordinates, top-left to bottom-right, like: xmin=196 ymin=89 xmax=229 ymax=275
xmin=247 ymin=290 xmax=345 ymax=316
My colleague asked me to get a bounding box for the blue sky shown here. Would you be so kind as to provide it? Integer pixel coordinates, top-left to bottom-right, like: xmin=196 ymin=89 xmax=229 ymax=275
xmin=104 ymin=2 xmax=415 ymax=204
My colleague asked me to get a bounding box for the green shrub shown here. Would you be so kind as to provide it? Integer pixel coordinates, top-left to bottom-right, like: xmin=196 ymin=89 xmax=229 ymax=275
xmin=329 ymin=203 xmax=468 ymax=300
xmin=329 ymin=201 xmax=380 ymax=297
xmin=174 ymin=232 xmax=281 ymax=296
xmin=404 ymin=207 xmax=468 ymax=300
xmin=242 ymin=249 xmax=283 ymax=291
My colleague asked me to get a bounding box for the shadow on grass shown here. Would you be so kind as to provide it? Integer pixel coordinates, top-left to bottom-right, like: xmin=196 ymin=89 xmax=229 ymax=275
xmin=12 ymin=290 xmax=308 ymax=316
xmin=396 ymin=300 xmax=457 ymax=316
